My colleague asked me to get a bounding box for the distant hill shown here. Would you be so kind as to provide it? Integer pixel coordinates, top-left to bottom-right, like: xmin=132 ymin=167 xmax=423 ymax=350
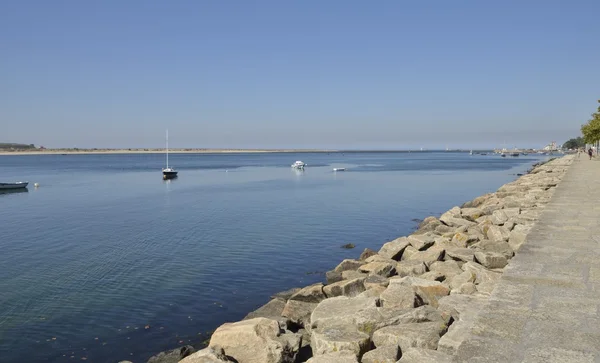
xmin=0 ymin=143 xmax=37 ymax=150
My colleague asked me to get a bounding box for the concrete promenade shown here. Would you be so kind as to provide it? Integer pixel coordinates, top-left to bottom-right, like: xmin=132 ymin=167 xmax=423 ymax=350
xmin=454 ymin=155 xmax=600 ymax=362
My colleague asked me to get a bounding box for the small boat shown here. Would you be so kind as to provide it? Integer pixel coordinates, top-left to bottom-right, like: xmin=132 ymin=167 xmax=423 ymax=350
xmin=0 ymin=181 xmax=29 ymax=190
xmin=291 ymin=161 xmax=306 ymax=169
xmin=469 ymin=150 xmax=473 ymax=155
xmin=333 ymin=168 xmax=346 ymax=172
xmin=501 ymin=154 xmax=506 ymax=157
xmin=162 ymin=130 xmax=178 ymax=179
xmin=511 ymin=153 xmax=519 ymax=157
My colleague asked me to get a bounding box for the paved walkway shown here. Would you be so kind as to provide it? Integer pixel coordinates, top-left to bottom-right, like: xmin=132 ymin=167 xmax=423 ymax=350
xmin=454 ymin=156 xmax=600 ymax=363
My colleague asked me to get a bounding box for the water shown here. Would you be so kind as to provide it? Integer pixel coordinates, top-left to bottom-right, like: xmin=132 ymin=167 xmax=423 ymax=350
xmin=0 ymin=152 xmax=549 ymax=363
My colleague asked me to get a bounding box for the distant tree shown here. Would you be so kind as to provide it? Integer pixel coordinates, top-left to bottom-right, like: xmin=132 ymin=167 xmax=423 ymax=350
xmin=563 ymin=137 xmax=585 ymax=149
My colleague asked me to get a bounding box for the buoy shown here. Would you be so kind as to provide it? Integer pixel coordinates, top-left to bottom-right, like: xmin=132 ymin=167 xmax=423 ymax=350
xmin=34 ymin=183 xmax=40 ymax=187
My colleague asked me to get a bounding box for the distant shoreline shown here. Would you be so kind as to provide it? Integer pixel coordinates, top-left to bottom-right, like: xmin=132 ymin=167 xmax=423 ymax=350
xmin=0 ymin=149 xmax=339 ymax=156
xmin=0 ymin=148 xmax=505 ymax=156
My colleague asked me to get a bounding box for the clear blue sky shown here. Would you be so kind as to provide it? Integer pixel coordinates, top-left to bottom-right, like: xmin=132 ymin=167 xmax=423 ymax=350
xmin=1 ymin=1 xmax=599 ymax=149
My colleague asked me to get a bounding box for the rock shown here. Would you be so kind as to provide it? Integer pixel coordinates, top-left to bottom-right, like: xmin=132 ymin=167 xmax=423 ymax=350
xmin=503 ymin=207 xmax=521 ymax=218
xmin=508 ymin=229 xmax=528 ymax=251
xmin=341 ymin=270 xmax=368 ymax=280
xmin=503 ymin=220 xmax=516 ymax=231
xmin=444 ymin=247 xmax=475 ymax=263
xmin=324 ymin=277 xmax=366 ymax=298
xmin=449 ymin=232 xmax=469 ymax=248
xmin=474 ymin=251 xmax=508 ymax=269
xmin=441 ymin=206 xmax=461 ymax=219
xmin=359 ymin=248 xmax=378 ymax=261
xmin=397 ymin=347 xmax=452 ymax=363
xmin=450 ymin=282 xmax=477 ymax=295
xmin=365 ymin=255 xmax=397 ymax=264
xmin=310 ymin=296 xmax=380 ymax=333
xmin=490 ymin=210 xmax=508 ymax=225
xmin=436 ymin=294 xmax=487 ymax=355
xmin=359 ymin=261 xmax=396 ymax=277
xmin=282 ymin=300 xmax=319 ymax=327
xmin=483 ymin=224 xmax=510 ymax=241
xmin=334 ymin=259 xmax=364 ymax=273
xmin=363 ymin=274 xmax=390 ymax=289
xmin=382 ymin=304 xmax=447 ymax=325
xmin=341 ymin=243 xmax=355 ymax=249
xmin=407 ymin=233 xmax=436 ymax=250
xmin=148 ymin=346 xmax=195 ymax=363
xmin=400 ymin=246 xmax=418 ymax=260
xmin=476 ymin=239 xmax=514 ymax=259
xmin=358 ymin=285 xmax=387 ymax=298
xmin=305 ymin=351 xmax=359 ymax=363
xmin=418 ymin=270 xmax=445 ymax=282
xmin=244 ymin=299 xmax=287 ymax=321
xmin=395 ymin=260 xmax=428 ymax=277
xmin=449 ymin=270 xmax=475 ymax=290
xmin=462 ymin=262 xmax=502 ymax=286
xmin=429 ymin=260 xmax=463 ymax=282
xmin=435 ymin=224 xmax=456 ymax=234
xmin=289 ymin=283 xmax=326 ymax=303
xmin=378 ymin=237 xmax=411 ymax=260
xmin=440 ymin=210 xmax=476 ymax=228
xmin=414 ymin=216 xmax=443 ymax=234
xmin=460 ymin=207 xmax=484 ymax=222
xmin=360 ymin=344 xmax=399 ymax=363
xmin=390 ymin=277 xmax=450 ymax=308
xmin=461 ymin=193 xmax=493 ymax=208
xmin=406 ymin=246 xmax=445 ymax=266
xmin=311 ymin=322 xmax=370 ymax=358
xmin=372 ymin=322 xmax=447 ymax=351
xmin=380 ymin=279 xmax=420 ymax=309
xmin=209 ymin=318 xmax=300 ymax=363
xmin=326 ymin=270 xmax=343 ymax=284
xmin=271 ymin=288 xmax=301 ymax=301
xmin=179 ymin=346 xmax=234 ymax=363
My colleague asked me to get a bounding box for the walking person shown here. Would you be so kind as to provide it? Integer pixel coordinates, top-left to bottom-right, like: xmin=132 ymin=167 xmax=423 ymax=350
xmin=588 ymin=148 xmax=593 ymax=160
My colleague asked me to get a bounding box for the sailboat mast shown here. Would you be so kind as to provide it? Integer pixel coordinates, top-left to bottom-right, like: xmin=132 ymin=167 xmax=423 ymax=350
xmin=166 ymin=129 xmax=169 ymax=169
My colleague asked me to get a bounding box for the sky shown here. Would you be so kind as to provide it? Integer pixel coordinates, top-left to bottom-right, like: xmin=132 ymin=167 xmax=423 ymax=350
xmin=1 ymin=1 xmax=599 ymax=150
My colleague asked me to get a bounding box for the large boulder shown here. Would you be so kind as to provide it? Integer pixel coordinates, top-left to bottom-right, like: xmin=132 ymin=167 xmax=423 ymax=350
xmin=483 ymin=224 xmax=510 ymax=241
xmin=360 ymin=344 xmax=399 ymax=363
xmin=437 ymin=294 xmax=487 ymax=355
xmin=341 ymin=270 xmax=367 ymax=280
xmin=414 ymin=216 xmax=443 ymax=235
xmin=372 ymin=322 xmax=447 ymax=351
xmin=310 ymin=296 xmax=381 ymax=334
xmin=281 ymin=300 xmax=318 ymax=327
xmin=179 ymin=347 xmax=234 ymax=363
xmin=289 ymin=283 xmax=326 ymax=303
xmin=428 ymin=260 xmax=463 ymax=282
xmin=305 ymin=351 xmax=359 ymax=363
xmin=359 ymin=261 xmax=396 ymax=277
xmin=334 ymin=259 xmax=364 ymax=273
xmin=398 ymin=347 xmax=452 ymax=363
xmin=209 ymin=318 xmax=301 ymax=363
xmin=148 ymin=346 xmax=195 ymax=363
xmin=311 ymin=322 xmax=370 ymax=358
xmin=363 ymin=274 xmax=390 ymax=289
xmin=405 ymin=246 xmax=445 ymax=267
xmin=461 ymin=262 xmax=502 ymax=295
xmin=407 ymin=233 xmax=436 ymax=251
xmin=475 ymin=240 xmax=514 ymax=259
xmin=324 ymin=277 xmax=366 ymax=298
xmin=380 ymin=279 xmax=420 ymax=309
xmin=449 ymin=270 xmax=476 ymax=290
xmin=444 ymin=247 xmax=475 ymax=263
xmin=378 ymin=237 xmax=411 ymax=260
xmin=490 ymin=210 xmax=508 ymax=225
xmin=395 ymin=260 xmax=428 ymax=277
xmin=359 ymin=248 xmax=378 ymax=261
xmin=461 ymin=193 xmax=494 ymax=209
xmin=508 ymin=229 xmax=528 ymax=251
xmin=244 ymin=299 xmax=287 ymax=321
xmin=474 ymin=251 xmax=508 ymax=269
xmin=460 ymin=208 xmax=484 ymax=222
xmin=389 ymin=277 xmax=450 ymax=308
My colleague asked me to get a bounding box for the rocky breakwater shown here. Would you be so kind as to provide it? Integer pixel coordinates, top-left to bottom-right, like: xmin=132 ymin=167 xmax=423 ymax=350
xmin=156 ymin=156 xmax=572 ymax=363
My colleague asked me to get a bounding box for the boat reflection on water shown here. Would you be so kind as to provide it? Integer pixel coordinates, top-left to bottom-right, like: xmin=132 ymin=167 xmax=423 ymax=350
xmin=0 ymin=188 xmax=29 ymax=196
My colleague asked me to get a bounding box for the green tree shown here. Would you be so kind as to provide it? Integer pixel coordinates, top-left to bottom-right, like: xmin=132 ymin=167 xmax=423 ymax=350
xmin=581 ymin=100 xmax=600 ymax=145
xmin=563 ymin=137 xmax=585 ymax=149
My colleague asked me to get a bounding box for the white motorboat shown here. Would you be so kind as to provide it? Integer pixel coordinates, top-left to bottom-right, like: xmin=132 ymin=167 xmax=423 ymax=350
xmin=291 ymin=161 xmax=306 ymax=169
xmin=0 ymin=181 xmax=28 ymax=190
xmin=333 ymin=168 xmax=346 ymax=172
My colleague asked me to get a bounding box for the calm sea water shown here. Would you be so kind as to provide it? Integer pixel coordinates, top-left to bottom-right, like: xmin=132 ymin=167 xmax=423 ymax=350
xmin=0 ymin=152 xmax=549 ymax=363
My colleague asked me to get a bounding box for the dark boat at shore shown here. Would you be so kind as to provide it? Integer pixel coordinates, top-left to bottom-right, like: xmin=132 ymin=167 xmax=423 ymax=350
xmin=0 ymin=181 xmax=28 ymax=190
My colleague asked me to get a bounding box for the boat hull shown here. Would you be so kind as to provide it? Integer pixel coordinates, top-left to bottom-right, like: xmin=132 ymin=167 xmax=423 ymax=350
xmin=0 ymin=182 xmax=28 ymax=190
xmin=162 ymin=171 xmax=178 ymax=179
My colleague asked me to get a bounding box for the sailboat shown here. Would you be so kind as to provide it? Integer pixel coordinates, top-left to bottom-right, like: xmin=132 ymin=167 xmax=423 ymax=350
xmin=162 ymin=130 xmax=178 ymax=179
